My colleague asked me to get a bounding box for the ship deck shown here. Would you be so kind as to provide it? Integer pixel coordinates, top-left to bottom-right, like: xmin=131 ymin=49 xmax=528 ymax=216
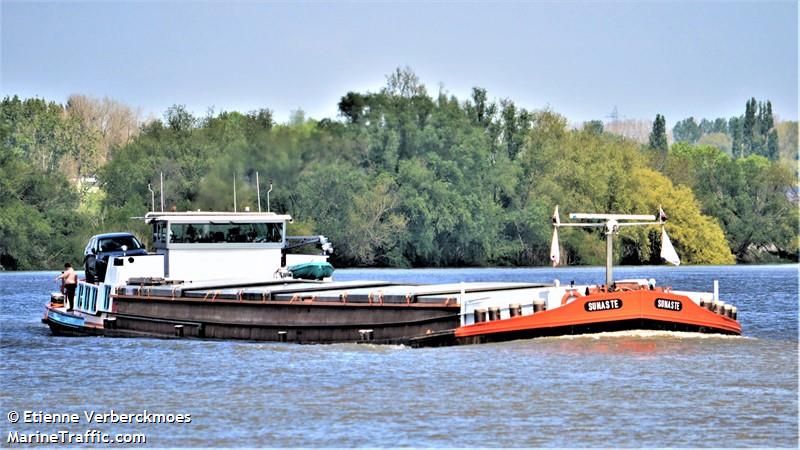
xmin=117 ymin=279 xmax=554 ymax=304
xmin=101 ymin=279 xmax=553 ymax=344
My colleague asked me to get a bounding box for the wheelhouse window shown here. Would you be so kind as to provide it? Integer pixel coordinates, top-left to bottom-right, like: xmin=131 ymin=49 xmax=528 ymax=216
xmin=169 ymin=222 xmax=284 ymax=244
xmin=153 ymin=221 xmax=167 ymax=244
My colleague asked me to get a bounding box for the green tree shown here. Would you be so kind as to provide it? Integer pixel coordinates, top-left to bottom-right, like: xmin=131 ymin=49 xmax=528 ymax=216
xmin=338 ymin=92 xmax=367 ymax=124
xmin=583 ymin=120 xmax=604 ymax=135
xmin=673 ymin=117 xmax=701 ymax=143
xmin=165 ymin=104 xmax=196 ymax=132
xmin=712 ymin=117 xmax=728 ymax=134
xmin=775 ymin=121 xmax=798 ymax=163
xmin=246 ymin=109 xmax=274 ymax=130
xmin=649 ymin=114 xmax=668 ymax=151
xmin=766 ymin=129 xmax=779 ymax=161
xmin=665 ymin=143 xmax=798 ymax=261
xmin=742 ymin=98 xmax=757 ymax=156
xmin=698 ymin=132 xmax=732 ymax=155
xmin=0 ymin=96 xmax=92 ymax=269
xmin=465 ymin=87 xmax=496 ymax=128
xmin=648 ymin=114 xmax=668 ymax=168
xmin=385 ymin=66 xmax=427 ymax=99
xmin=729 ymin=116 xmax=743 ymax=158
xmin=761 ymin=101 xmax=774 ymax=133
xmin=5 ymin=82 xmax=797 ymax=270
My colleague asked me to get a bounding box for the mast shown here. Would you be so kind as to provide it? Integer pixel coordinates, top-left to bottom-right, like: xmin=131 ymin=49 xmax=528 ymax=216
xmin=606 ymin=226 xmax=613 ymax=288
xmin=552 ymin=209 xmax=673 ymax=290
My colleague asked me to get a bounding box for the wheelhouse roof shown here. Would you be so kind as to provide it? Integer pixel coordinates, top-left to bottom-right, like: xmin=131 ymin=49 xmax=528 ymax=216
xmin=144 ymin=211 xmax=292 ymax=223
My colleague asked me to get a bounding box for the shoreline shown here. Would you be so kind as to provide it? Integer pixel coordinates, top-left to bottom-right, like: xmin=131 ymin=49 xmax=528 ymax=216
xmin=9 ymin=262 xmax=799 ymax=274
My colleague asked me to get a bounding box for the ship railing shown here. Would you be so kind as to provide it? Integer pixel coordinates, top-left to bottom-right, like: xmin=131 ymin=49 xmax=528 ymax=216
xmin=74 ymin=281 xmax=113 ymax=314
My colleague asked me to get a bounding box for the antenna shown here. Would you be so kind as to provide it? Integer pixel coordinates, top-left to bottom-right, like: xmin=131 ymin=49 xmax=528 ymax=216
xmin=256 ymin=171 xmax=262 ymax=212
xmin=159 ymin=172 xmax=164 ymax=212
xmin=233 ymin=171 xmax=237 ymax=213
xmin=267 ymin=181 xmax=273 ymax=213
xmin=147 ymin=183 xmax=155 ymax=212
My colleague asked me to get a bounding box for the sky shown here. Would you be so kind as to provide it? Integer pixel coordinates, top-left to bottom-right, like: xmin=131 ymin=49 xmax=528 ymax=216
xmin=2 ymin=1 xmax=797 ymax=125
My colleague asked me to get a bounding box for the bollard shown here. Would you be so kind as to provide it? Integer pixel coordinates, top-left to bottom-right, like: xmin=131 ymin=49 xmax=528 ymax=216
xmin=474 ymin=308 xmax=487 ymax=323
xmin=509 ymin=303 xmax=522 ymax=317
xmin=731 ymin=306 xmax=737 ymax=320
xmin=488 ymin=306 xmax=501 ymax=321
xmin=722 ymin=304 xmax=732 ymax=318
xmin=533 ymin=299 xmax=546 ymax=313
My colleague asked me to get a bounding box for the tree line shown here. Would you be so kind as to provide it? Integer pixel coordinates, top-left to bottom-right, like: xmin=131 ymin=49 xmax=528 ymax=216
xmin=671 ymin=98 xmax=795 ymax=161
xmin=1 ymin=69 xmax=797 ymax=270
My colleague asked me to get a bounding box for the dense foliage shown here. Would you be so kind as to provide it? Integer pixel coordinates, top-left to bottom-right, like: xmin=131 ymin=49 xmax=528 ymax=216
xmin=672 ymin=98 xmax=785 ymax=161
xmin=1 ymin=72 xmax=797 ymax=269
xmin=665 ymin=144 xmax=798 ymax=262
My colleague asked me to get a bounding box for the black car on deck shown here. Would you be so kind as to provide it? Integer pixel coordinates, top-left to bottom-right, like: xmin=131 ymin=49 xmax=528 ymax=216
xmin=84 ymin=232 xmax=147 ymax=283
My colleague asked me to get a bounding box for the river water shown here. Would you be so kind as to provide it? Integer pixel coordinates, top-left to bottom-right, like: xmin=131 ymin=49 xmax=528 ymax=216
xmin=1 ymin=265 xmax=797 ymax=447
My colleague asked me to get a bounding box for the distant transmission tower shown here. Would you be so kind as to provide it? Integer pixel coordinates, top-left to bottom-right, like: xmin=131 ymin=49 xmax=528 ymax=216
xmin=605 ymin=106 xmax=624 ymax=123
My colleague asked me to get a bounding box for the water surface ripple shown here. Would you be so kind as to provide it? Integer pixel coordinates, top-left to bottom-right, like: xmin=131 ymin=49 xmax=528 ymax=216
xmin=1 ymin=266 xmax=797 ymax=447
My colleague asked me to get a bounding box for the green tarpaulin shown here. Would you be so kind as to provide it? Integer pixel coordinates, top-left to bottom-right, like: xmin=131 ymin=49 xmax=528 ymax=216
xmin=288 ymin=261 xmax=334 ymax=280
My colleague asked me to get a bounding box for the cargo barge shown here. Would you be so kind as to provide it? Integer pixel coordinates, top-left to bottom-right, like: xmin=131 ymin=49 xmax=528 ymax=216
xmin=43 ymin=208 xmax=742 ymax=346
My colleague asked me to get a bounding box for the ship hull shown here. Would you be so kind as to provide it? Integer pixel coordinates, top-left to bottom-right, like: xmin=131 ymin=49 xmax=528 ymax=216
xmin=105 ymin=295 xmax=461 ymax=345
xmin=42 ymin=284 xmax=741 ymax=347
xmin=456 ymin=317 xmax=738 ymax=345
xmin=42 ymin=307 xmax=104 ymax=337
xmin=455 ymin=289 xmax=741 ymax=345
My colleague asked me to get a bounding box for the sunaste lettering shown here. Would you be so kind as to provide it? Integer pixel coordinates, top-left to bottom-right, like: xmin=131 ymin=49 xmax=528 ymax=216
xmin=655 ymin=298 xmax=682 ymax=311
xmin=584 ymin=299 xmax=622 ymax=312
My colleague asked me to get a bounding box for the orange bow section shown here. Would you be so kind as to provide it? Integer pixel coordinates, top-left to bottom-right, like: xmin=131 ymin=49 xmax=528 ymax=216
xmin=455 ymin=289 xmax=741 ymax=338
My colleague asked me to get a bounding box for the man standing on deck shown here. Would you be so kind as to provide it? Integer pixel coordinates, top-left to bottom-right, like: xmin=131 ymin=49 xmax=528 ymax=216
xmin=55 ymin=263 xmax=78 ymax=311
